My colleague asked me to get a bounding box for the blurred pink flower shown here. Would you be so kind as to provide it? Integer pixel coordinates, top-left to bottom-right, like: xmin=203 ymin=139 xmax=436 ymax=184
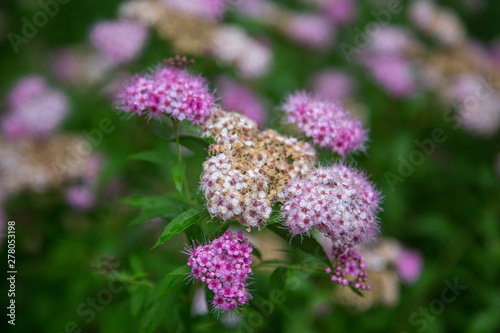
xmin=218 ymin=77 xmax=266 ymax=126
xmin=322 ymin=0 xmax=357 ymax=25
xmin=311 ymin=70 xmax=356 ymax=101
xmin=2 ymin=75 xmax=69 ymax=141
xmin=90 ymin=20 xmax=148 ymax=64
xmin=286 ymin=14 xmax=334 ymax=49
xmin=395 ymin=248 xmax=423 ymax=284
xmin=362 ymin=56 xmax=416 ymax=97
xmin=65 ymin=186 xmax=95 ymax=211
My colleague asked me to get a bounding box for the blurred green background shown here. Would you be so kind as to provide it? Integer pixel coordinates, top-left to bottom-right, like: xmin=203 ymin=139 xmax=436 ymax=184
xmin=1 ymin=0 xmax=500 ymax=332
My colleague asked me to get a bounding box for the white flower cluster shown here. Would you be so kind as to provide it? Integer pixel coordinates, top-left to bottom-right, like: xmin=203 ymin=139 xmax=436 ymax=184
xmin=200 ymin=154 xmax=272 ymax=227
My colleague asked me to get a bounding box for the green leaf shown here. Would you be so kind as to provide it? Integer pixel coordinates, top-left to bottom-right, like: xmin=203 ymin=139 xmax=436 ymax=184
xmin=120 ymin=195 xmax=175 ymax=210
xmin=171 ymin=161 xmax=186 ymax=193
xmin=348 ymin=285 xmax=364 ymax=297
xmin=172 ymin=135 xmax=209 ymax=157
xmin=120 ymin=195 xmax=186 ymax=226
xmin=269 ymin=267 xmax=288 ymax=292
xmin=267 ymin=224 xmax=331 ymax=267
xmin=166 ymin=265 xmax=191 ymax=276
xmin=152 ymin=207 xmax=210 ymax=249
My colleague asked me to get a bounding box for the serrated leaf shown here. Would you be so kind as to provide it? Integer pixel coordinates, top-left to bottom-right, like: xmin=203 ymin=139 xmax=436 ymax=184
xmin=267 ymin=224 xmax=331 ymax=267
xmin=269 ymin=267 xmax=287 ymax=292
xmin=152 ymin=207 xmax=210 ymax=249
xmin=171 ymin=161 xmax=186 ymax=193
xmin=172 ymin=135 xmax=209 ymax=157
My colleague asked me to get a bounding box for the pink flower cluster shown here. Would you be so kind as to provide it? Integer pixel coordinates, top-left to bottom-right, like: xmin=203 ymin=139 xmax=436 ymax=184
xmin=114 ymin=64 xmax=215 ymax=124
xmin=90 ymin=20 xmax=148 ymax=64
xmin=395 ymin=248 xmax=423 ymax=284
xmin=325 ymin=246 xmax=370 ymax=289
xmin=185 ymin=230 xmax=253 ymax=312
xmin=1 ymin=75 xmax=68 ymax=141
xmin=282 ymin=92 xmax=366 ymax=155
xmin=281 ymin=164 xmax=381 ymax=247
xmin=218 ymin=77 xmax=266 ymax=127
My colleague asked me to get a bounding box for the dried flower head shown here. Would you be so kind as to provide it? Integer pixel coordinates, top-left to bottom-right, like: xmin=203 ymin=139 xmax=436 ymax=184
xmin=0 ymin=135 xmax=92 ymax=195
xmin=200 ymin=109 xmax=316 ymax=228
xmin=185 ymin=230 xmax=253 ymax=313
xmin=282 ymin=92 xmax=366 ymax=155
xmin=114 ymin=64 xmax=215 ymax=124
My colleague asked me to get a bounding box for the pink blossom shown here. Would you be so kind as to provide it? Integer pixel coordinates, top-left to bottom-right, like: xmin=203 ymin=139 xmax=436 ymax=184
xmin=362 ymin=56 xmax=416 ymax=97
xmin=281 ymin=164 xmax=381 ymax=247
xmin=90 ymin=20 xmax=148 ymax=64
xmin=2 ymin=75 xmax=69 ymax=141
xmin=395 ymin=248 xmax=423 ymax=284
xmin=311 ymin=70 xmax=356 ymax=102
xmin=218 ymin=77 xmax=266 ymax=126
xmin=322 ymin=0 xmax=358 ymax=25
xmin=282 ymin=92 xmax=366 ymax=155
xmin=286 ymin=14 xmax=334 ymax=49
xmin=184 ymin=230 xmax=253 ymax=313
xmin=65 ymin=186 xmax=95 ymax=211
xmin=325 ymin=246 xmax=370 ymax=289
xmin=114 ymin=64 xmax=215 ymax=124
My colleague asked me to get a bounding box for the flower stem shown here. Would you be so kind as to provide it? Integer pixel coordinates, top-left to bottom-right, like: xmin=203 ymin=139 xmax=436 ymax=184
xmin=172 ymin=118 xmax=194 ymax=207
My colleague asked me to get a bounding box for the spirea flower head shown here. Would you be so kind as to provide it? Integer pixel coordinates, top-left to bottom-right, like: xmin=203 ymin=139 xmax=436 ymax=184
xmin=395 ymin=248 xmax=423 ymax=284
xmin=218 ymin=77 xmax=266 ymax=127
xmin=90 ymin=20 xmax=148 ymax=64
xmin=282 ymin=92 xmax=366 ymax=155
xmin=281 ymin=164 xmax=381 ymax=247
xmin=184 ymin=230 xmax=253 ymax=313
xmin=325 ymin=246 xmax=370 ymax=290
xmin=114 ymin=63 xmax=215 ymax=124
xmin=200 ymin=109 xmax=316 ymax=228
xmin=2 ymin=75 xmax=69 ymax=141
